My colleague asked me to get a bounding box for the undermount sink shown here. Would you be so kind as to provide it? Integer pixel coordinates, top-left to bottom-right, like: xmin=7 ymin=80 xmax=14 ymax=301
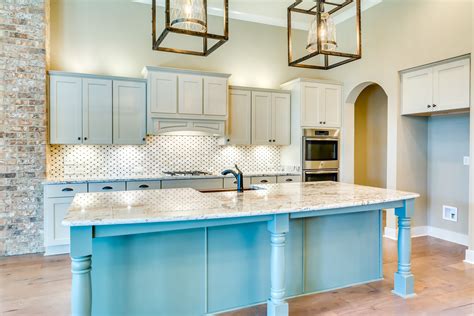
xmin=198 ymin=187 xmax=264 ymax=193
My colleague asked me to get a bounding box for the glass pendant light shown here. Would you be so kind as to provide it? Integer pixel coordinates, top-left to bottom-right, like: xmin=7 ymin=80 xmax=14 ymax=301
xmin=306 ymin=3 xmax=337 ymax=53
xmin=170 ymin=0 xmax=206 ymax=33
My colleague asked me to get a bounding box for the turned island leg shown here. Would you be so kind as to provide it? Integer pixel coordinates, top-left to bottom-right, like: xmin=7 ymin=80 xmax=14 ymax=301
xmin=393 ymin=199 xmax=416 ymax=298
xmin=267 ymin=214 xmax=289 ymax=316
xmin=70 ymin=226 xmax=93 ymax=316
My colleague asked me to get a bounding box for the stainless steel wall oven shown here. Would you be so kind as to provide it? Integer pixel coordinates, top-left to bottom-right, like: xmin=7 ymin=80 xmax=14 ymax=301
xmin=302 ymin=128 xmax=340 ymax=182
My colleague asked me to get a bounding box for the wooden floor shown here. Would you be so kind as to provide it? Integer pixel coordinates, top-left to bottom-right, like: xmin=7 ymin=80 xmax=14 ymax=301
xmin=1 ymin=237 xmax=473 ymax=315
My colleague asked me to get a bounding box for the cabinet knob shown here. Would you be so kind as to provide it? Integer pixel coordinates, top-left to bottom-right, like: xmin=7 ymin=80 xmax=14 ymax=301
xmin=142 ymin=137 xmax=146 ymax=141
xmin=427 ymin=104 xmax=431 ymax=108
xmin=269 ymin=139 xmax=272 ymax=142
xmin=227 ymin=139 xmax=230 ymax=142
xmin=78 ymin=137 xmax=81 ymax=140
xmin=433 ymin=104 xmax=437 ymax=108
xmin=84 ymin=137 xmax=88 ymax=141
xmin=319 ymin=121 xmax=322 ymax=124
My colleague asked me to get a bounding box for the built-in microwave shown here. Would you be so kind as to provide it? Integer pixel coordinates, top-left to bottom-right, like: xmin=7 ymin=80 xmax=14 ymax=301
xmin=302 ymin=128 xmax=340 ymax=170
xmin=303 ymin=169 xmax=339 ymax=182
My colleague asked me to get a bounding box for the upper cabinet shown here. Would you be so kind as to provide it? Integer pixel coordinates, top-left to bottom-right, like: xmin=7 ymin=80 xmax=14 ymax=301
xmin=49 ymin=72 xmax=146 ymax=145
xmin=143 ymin=66 xmax=231 ymax=136
xmin=282 ymin=78 xmax=342 ymax=128
xmin=401 ymin=56 xmax=470 ymax=115
xmin=225 ymin=86 xmax=291 ymax=146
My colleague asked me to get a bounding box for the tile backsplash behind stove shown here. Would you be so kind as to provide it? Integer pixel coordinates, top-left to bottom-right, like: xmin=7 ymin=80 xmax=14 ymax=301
xmin=48 ymin=136 xmax=282 ymax=179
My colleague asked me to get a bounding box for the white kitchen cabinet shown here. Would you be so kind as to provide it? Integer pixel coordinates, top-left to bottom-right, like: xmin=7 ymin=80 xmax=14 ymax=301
xmin=179 ymin=74 xmax=203 ymax=115
xmin=252 ymin=91 xmax=273 ymax=145
xmin=401 ymin=56 xmax=470 ymax=115
xmin=204 ymin=76 xmax=227 ymax=116
xmin=432 ymin=58 xmax=470 ymax=112
xmin=320 ymin=84 xmax=342 ymax=127
xmin=49 ymin=72 xmax=147 ymax=145
xmin=252 ymin=91 xmax=291 ymax=145
xmin=272 ymin=93 xmax=291 ymax=145
xmin=150 ymin=71 xmax=178 ymax=114
xmin=113 ymin=80 xmax=147 ymax=145
xmin=401 ymin=68 xmax=433 ymax=115
xmin=126 ymin=180 xmax=161 ymax=191
xmin=227 ymin=89 xmax=251 ymax=145
xmin=277 ymin=175 xmax=302 ymax=183
xmin=88 ymin=181 xmax=126 ymax=192
xmin=50 ymin=75 xmax=83 ymax=144
xmin=251 ymin=176 xmax=277 ymax=185
xmin=82 ymin=78 xmax=113 ymax=144
xmin=301 ymin=82 xmax=321 ymax=127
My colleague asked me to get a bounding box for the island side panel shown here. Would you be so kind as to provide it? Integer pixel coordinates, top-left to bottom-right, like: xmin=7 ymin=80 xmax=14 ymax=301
xmin=70 ymin=226 xmax=93 ymax=316
xmin=303 ymin=210 xmax=383 ymax=293
xmin=90 ymin=228 xmax=206 ymax=315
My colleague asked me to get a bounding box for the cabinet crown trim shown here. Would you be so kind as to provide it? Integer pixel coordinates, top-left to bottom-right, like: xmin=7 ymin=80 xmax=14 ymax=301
xmin=229 ymin=85 xmax=290 ymax=94
xmin=142 ymin=66 xmax=231 ymax=78
xmin=48 ymin=71 xmax=146 ymax=82
xmin=280 ymin=77 xmax=343 ymax=89
xmin=399 ymin=54 xmax=470 ymax=74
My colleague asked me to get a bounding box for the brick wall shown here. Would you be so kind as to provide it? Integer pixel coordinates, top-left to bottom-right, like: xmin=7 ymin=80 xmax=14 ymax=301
xmin=0 ymin=0 xmax=47 ymax=255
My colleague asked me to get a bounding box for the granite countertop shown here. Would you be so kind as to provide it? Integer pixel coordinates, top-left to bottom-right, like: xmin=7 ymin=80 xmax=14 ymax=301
xmin=43 ymin=172 xmax=301 ymax=185
xmin=63 ymin=182 xmax=419 ymax=226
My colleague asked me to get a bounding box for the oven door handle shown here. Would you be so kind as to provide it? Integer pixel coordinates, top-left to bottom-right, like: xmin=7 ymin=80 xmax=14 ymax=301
xmin=304 ymin=170 xmax=339 ymax=175
xmin=304 ymin=137 xmax=339 ymax=141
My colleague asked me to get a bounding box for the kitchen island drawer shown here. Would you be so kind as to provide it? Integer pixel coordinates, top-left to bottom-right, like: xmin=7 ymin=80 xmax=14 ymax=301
xmin=88 ymin=181 xmax=126 ymax=192
xmin=277 ymin=175 xmax=302 ymax=183
xmin=162 ymin=178 xmax=223 ymax=190
xmin=223 ymin=177 xmax=251 ymax=189
xmin=250 ymin=176 xmax=277 ymax=185
xmin=127 ymin=180 xmax=161 ymax=191
xmin=44 ymin=183 xmax=88 ymax=198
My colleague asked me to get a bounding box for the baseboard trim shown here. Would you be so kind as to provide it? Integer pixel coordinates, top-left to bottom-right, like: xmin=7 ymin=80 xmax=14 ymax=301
xmin=44 ymin=244 xmax=70 ymax=256
xmin=464 ymin=249 xmax=474 ymax=264
xmin=383 ymin=225 xmax=468 ymax=246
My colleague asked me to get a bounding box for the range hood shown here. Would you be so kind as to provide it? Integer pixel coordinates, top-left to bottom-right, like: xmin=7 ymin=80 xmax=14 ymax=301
xmin=149 ymin=118 xmax=225 ymax=137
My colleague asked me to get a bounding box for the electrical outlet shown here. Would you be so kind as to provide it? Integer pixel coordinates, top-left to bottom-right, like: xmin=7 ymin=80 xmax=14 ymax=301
xmin=442 ymin=205 xmax=457 ymax=222
xmin=464 ymin=156 xmax=470 ymax=166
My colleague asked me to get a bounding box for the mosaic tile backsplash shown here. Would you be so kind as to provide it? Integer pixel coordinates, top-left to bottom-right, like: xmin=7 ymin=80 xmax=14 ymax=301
xmin=48 ymin=136 xmax=282 ymax=179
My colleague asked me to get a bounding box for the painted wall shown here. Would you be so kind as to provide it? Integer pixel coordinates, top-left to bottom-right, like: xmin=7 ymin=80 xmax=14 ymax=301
xmin=49 ymin=0 xmax=318 ymax=88
xmin=354 ymin=84 xmax=387 ymax=188
xmin=427 ymin=115 xmax=470 ymax=235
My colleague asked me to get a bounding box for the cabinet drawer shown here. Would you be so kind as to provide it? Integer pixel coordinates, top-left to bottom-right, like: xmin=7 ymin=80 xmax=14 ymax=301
xmin=44 ymin=183 xmax=88 ymax=198
xmin=126 ymin=180 xmax=161 ymax=191
xmin=161 ymin=178 xmax=223 ymax=190
xmin=277 ymin=175 xmax=302 ymax=183
xmin=223 ymin=177 xmax=251 ymax=189
xmin=251 ymin=176 xmax=277 ymax=185
xmin=88 ymin=181 xmax=126 ymax=192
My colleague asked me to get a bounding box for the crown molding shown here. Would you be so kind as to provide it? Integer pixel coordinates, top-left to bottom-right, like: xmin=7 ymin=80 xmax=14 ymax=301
xmin=134 ymin=0 xmax=383 ymax=31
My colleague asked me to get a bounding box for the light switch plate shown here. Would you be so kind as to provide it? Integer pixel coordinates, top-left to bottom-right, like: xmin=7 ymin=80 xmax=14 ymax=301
xmin=464 ymin=156 xmax=470 ymax=166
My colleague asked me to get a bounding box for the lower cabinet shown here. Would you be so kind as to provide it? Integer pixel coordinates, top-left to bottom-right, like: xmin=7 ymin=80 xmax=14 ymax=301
xmin=277 ymin=175 xmax=302 ymax=183
xmin=88 ymin=181 xmax=126 ymax=192
xmin=127 ymin=180 xmax=161 ymax=191
xmin=251 ymin=176 xmax=277 ymax=185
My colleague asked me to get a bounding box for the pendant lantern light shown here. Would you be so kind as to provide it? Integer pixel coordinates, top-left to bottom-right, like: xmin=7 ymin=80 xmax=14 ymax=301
xmin=152 ymin=0 xmax=228 ymax=56
xmin=288 ymin=0 xmax=361 ymax=70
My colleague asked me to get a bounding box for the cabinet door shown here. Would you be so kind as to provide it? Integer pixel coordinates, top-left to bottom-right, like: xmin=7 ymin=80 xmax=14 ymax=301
xmin=44 ymin=197 xmax=73 ymax=246
xmin=49 ymin=76 xmax=82 ymax=144
xmin=228 ymin=89 xmax=251 ymax=145
xmin=113 ymin=80 xmax=146 ymax=145
xmin=401 ymin=68 xmax=433 ymax=115
xmin=179 ymin=74 xmax=203 ymax=115
xmin=150 ymin=71 xmax=178 ymax=114
xmin=272 ymin=93 xmax=291 ymax=145
xmin=321 ymin=85 xmax=341 ymax=127
xmin=251 ymin=91 xmax=273 ymax=145
xmin=433 ymin=58 xmax=470 ymax=112
xmin=82 ymin=78 xmax=112 ymax=144
xmin=204 ymin=76 xmax=228 ymax=116
xmin=301 ymin=83 xmax=322 ymax=127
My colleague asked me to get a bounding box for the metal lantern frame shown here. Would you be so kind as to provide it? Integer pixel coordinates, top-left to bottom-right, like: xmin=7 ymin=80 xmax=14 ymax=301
xmin=287 ymin=0 xmax=361 ymax=70
xmin=152 ymin=0 xmax=229 ymax=56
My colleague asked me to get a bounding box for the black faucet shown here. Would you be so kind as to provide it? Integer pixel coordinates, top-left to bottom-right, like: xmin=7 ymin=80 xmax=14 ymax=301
xmin=221 ymin=164 xmax=244 ymax=192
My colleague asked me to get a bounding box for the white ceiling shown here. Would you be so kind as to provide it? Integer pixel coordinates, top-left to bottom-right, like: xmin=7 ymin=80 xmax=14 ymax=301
xmin=134 ymin=0 xmax=383 ymax=30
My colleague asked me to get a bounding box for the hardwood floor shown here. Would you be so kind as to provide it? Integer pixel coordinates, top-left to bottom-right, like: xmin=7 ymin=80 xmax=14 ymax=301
xmin=1 ymin=237 xmax=473 ymax=315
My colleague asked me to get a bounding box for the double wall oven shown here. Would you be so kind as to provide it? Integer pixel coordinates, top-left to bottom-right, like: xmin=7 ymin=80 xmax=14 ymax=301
xmin=302 ymin=128 xmax=340 ymax=182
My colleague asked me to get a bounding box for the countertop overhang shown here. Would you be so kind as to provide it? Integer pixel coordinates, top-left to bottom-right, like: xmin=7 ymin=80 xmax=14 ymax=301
xmin=63 ymin=182 xmax=419 ymax=227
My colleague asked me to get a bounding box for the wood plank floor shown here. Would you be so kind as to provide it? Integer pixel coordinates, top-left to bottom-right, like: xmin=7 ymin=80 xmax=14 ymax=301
xmin=1 ymin=236 xmax=473 ymax=315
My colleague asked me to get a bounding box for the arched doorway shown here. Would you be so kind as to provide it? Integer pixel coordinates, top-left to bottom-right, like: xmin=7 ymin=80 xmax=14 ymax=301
xmin=353 ymin=84 xmax=388 ymax=188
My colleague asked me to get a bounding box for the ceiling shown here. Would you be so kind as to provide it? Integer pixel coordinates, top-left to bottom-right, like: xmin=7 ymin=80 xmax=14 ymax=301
xmin=134 ymin=0 xmax=383 ymax=30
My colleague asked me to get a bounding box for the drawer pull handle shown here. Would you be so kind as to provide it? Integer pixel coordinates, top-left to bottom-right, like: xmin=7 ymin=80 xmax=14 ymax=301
xmin=138 ymin=184 xmax=149 ymax=189
xmin=233 ymin=181 xmax=237 ymax=184
xmin=285 ymin=179 xmax=293 ymax=182
xmin=260 ymin=180 xmax=268 ymax=183
xmin=61 ymin=188 xmax=74 ymax=192
xmin=102 ymin=186 xmax=113 ymax=190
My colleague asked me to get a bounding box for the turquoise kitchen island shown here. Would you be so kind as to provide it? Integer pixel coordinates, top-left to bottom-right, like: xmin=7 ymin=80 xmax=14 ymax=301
xmin=63 ymin=182 xmax=418 ymax=316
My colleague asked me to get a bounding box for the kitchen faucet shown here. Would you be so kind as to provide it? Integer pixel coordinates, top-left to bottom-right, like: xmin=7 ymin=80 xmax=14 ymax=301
xmin=221 ymin=164 xmax=244 ymax=192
